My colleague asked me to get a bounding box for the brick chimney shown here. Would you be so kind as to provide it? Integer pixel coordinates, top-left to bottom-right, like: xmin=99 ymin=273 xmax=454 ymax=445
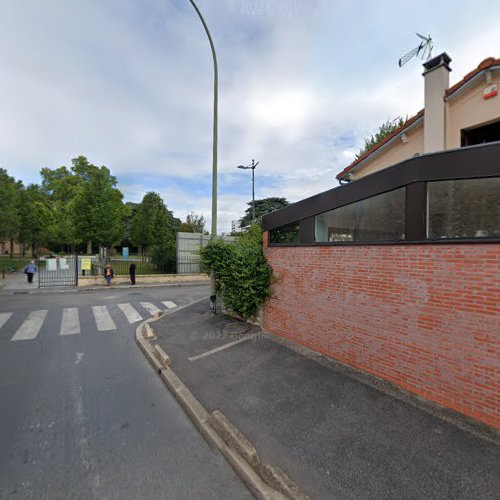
xmin=423 ymin=52 xmax=452 ymax=153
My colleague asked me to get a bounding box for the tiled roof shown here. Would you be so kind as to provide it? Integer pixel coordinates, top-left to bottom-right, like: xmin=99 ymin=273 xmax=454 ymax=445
xmin=336 ymin=57 xmax=500 ymax=180
xmin=446 ymin=57 xmax=500 ymax=96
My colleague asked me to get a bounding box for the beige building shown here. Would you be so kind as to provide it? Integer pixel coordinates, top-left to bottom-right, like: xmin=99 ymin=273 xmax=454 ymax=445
xmin=0 ymin=240 xmax=22 ymax=256
xmin=337 ymin=53 xmax=500 ymax=182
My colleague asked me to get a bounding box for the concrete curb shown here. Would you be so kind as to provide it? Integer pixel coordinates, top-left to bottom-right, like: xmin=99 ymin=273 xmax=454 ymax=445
xmin=134 ymin=301 xmax=308 ymax=500
xmin=1 ymin=280 xmax=209 ymax=295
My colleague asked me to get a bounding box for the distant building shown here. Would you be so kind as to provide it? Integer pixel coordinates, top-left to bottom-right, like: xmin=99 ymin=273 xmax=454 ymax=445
xmin=231 ymin=220 xmax=242 ymax=233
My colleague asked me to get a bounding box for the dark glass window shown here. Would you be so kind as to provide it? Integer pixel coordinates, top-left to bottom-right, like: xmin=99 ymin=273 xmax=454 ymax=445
xmin=269 ymin=222 xmax=299 ymax=244
xmin=315 ymin=188 xmax=405 ymax=242
xmin=427 ymin=177 xmax=500 ymax=239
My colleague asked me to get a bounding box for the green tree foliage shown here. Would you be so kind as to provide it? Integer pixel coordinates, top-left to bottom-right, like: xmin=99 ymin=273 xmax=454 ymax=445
xmin=40 ymin=165 xmax=83 ymax=250
xmin=199 ymin=225 xmax=272 ymax=319
xmin=0 ymin=169 xmax=21 ymax=248
xmin=18 ymin=184 xmax=56 ymax=256
xmin=239 ymin=197 xmax=289 ymax=229
xmin=356 ymin=116 xmax=407 ymax=159
xmin=122 ymin=202 xmax=138 ymax=245
xmin=70 ymin=156 xmax=125 ymax=249
xmin=131 ymin=192 xmax=178 ymax=271
xmin=179 ymin=211 xmax=206 ymax=233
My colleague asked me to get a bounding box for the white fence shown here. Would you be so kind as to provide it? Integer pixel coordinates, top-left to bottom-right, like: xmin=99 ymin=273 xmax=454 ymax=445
xmin=176 ymin=232 xmax=236 ymax=274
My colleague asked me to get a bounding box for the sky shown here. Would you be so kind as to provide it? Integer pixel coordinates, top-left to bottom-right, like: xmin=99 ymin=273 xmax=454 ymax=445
xmin=1 ymin=0 xmax=500 ymax=233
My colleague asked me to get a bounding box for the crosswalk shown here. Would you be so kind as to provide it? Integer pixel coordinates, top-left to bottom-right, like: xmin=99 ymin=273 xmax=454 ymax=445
xmin=0 ymin=300 xmax=177 ymax=342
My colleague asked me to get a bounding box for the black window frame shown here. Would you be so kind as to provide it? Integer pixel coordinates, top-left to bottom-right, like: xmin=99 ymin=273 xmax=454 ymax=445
xmin=263 ymin=141 xmax=500 ymax=247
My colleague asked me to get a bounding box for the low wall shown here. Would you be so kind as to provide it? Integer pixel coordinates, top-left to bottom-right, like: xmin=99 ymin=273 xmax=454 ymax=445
xmin=262 ymin=232 xmax=500 ymax=429
xmin=78 ymin=273 xmax=209 ymax=287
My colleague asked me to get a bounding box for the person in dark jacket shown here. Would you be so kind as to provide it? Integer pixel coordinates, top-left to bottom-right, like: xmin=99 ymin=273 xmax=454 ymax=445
xmin=104 ymin=263 xmax=114 ymax=286
xmin=24 ymin=261 xmax=37 ymax=283
xmin=129 ymin=262 xmax=136 ymax=285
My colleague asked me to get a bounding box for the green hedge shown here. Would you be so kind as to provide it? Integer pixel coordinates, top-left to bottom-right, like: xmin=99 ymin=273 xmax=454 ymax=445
xmin=200 ymin=225 xmax=272 ymax=319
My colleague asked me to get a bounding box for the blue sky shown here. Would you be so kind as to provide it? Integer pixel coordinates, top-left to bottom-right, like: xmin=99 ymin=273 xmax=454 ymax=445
xmin=1 ymin=0 xmax=500 ymax=233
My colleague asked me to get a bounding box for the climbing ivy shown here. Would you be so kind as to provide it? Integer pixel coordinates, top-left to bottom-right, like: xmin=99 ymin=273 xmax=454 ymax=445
xmin=200 ymin=225 xmax=272 ymax=319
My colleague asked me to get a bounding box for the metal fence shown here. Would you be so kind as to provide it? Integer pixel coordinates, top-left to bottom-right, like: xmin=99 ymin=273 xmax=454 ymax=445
xmin=38 ymin=255 xmax=78 ymax=287
xmin=176 ymin=232 xmax=210 ymax=274
xmin=176 ymin=232 xmax=236 ymax=274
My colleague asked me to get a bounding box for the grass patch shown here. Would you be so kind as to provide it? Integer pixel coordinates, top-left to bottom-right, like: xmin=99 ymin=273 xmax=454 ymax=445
xmin=108 ymin=260 xmax=161 ymax=275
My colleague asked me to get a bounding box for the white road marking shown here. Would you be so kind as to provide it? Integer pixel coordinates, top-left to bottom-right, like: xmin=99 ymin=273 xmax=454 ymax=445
xmin=75 ymin=352 xmax=85 ymax=364
xmin=117 ymin=303 xmax=143 ymax=324
xmin=11 ymin=310 xmax=48 ymax=341
xmin=188 ymin=334 xmax=258 ymax=362
xmin=0 ymin=312 xmax=13 ymax=331
xmin=140 ymin=302 xmax=161 ymax=316
xmin=162 ymin=301 xmax=177 ymax=309
xmin=92 ymin=306 xmax=116 ymax=331
xmin=60 ymin=308 xmax=81 ymax=336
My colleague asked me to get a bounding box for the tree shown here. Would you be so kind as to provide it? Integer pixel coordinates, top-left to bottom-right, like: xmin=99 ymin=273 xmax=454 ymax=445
xmin=131 ymin=192 xmax=178 ymax=271
xmin=70 ymin=156 xmax=125 ymax=253
xmin=18 ymin=184 xmax=56 ymax=257
xmin=122 ymin=202 xmax=139 ymax=247
xmin=179 ymin=211 xmax=206 ymax=233
xmin=239 ymin=197 xmax=289 ymax=229
xmin=0 ymin=169 xmax=22 ymax=255
xmin=356 ymin=116 xmax=407 ymax=159
xmin=131 ymin=192 xmax=171 ymax=250
xmin=40 ymin=165 xmax=83 ymax=252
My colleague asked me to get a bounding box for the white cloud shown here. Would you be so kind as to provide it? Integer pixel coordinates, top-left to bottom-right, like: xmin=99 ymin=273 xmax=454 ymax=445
xmin=1 ymin=0 xmax=500 ymax=233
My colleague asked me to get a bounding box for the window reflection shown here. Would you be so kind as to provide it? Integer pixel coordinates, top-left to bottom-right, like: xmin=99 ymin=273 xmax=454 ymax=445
xmin=427 ymin=178 xmax=500 ymax=239
xmin=269 ymin=222 xmax=300 ymax=244
xmin=315 ymin=188 xmax=405 ymax=242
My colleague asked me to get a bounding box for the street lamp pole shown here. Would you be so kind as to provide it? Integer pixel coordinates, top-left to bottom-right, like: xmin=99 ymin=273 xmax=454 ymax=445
xmin=186 ymin=0 xmax=218 ymax=314
xmin=237 ymin=159 xmax=259 ymax=224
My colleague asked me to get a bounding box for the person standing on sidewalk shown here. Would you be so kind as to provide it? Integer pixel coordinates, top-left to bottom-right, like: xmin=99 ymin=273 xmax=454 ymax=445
xmin=24 ymin=261 xmax=37 ymax=283
xmin=104 ymin=263 xmax=114 ymax=286
xmin=129 ymin=262 xmax=136 ymax=285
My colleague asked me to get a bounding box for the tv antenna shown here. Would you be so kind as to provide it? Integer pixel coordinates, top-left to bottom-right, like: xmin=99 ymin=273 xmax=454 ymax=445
xmin=398 ymin=33 xmax=433 ymax=67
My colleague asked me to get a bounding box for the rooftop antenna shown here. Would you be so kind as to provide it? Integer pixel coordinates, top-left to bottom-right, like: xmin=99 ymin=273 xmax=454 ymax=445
xmin=398 ymin=33 xmax=433 ymax=67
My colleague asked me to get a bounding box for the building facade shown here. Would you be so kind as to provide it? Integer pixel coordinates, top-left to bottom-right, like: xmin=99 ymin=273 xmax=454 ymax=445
xmin=261 ymin=54 xmax=500 ymax=429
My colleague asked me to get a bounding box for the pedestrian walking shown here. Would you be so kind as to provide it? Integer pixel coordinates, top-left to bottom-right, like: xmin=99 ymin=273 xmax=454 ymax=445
xmin=129 ymin=262 xmax=136 ymax=285
xmin=104 ymin=263 xmax=114 ymax=286
xmin=24 ymin=261 xmax=37 ymax=283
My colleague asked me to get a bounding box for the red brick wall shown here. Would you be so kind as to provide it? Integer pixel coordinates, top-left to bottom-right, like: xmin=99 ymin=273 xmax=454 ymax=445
xmin=262 ymin=233 xmax=500 ymax=429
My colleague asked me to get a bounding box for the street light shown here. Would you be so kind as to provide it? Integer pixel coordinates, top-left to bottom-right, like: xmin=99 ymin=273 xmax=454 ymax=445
xmin=237 ymin=159 xmax=259 ymax=224
xmin=186 ymin=0 xmax=218 ymax=314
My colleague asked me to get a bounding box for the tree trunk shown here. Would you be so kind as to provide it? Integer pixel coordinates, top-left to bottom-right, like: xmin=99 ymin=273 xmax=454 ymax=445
xmin=9 ymin=238 xmax=14 ymax=257
xmin=87 ymin=240 xmax=92 ymax=255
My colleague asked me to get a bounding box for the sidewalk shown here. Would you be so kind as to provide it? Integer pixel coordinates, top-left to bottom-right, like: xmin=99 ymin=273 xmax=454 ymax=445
xmin=150 ymin=298 xmax=499 ymax=500
xmin=0 ymin=270 xmax=207 ymax=294
xmin=0 ymin=270 xmax=37 ymax=291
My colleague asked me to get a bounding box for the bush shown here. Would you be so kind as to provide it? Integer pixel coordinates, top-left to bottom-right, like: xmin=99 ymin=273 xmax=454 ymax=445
xmin=150 ymin=239 xmax=176 ymax=273
xmin=200 ymin=225 xmax=272 ymax=319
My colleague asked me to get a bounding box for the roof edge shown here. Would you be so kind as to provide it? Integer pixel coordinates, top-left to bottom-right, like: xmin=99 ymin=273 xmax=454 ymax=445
xmin=336 ymin=110 xmax=424 ymax=180
xmin=336 ymin=56 xmax=500 ymax=181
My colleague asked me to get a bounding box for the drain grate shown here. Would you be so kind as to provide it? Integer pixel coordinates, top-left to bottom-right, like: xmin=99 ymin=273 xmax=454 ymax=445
xmin=222 ymin=322 xmax=251 ymax=336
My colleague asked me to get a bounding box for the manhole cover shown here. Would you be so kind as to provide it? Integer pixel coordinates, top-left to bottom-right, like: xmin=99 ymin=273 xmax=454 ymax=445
xmin=222 ymin=322 xmax=251 ymax=336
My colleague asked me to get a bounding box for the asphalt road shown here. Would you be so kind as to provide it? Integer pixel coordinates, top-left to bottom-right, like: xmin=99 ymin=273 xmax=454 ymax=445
xmin=0 ymin=285 xmax=252 ymax=500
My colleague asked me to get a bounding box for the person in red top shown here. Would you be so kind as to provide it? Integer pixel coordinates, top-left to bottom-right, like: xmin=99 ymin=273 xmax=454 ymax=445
xmin=104 ymin=263 xmax=114 ymax=286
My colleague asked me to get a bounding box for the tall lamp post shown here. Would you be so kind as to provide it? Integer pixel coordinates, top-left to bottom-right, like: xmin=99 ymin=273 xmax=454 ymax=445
xmin=186 ymin=0 xmax=218 ymax=314
xmin=237 ymin=159 xmax=259 ymax=223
